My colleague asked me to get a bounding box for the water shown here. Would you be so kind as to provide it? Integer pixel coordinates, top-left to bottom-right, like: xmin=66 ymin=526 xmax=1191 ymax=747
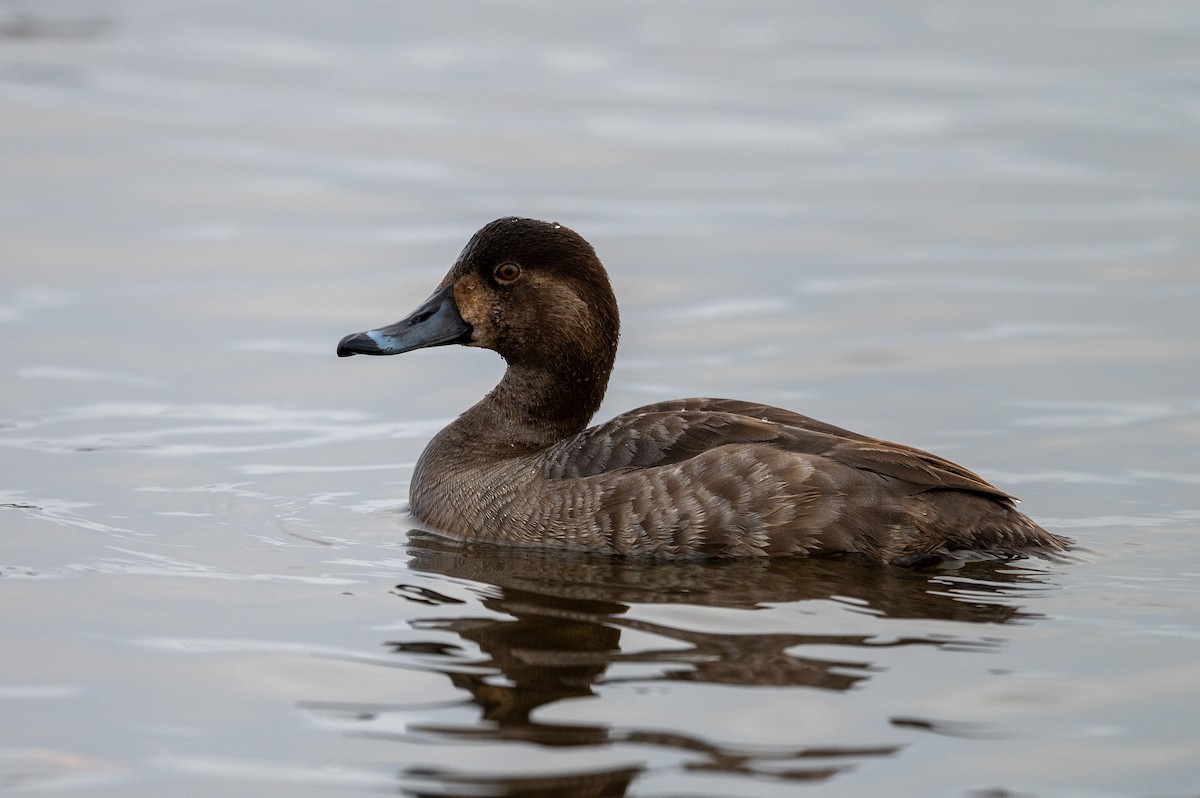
xmin=2 ymin=1 xmax=1199 ymax=795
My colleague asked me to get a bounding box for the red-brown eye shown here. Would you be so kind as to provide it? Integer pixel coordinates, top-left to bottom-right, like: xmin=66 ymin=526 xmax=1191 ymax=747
xmin=494 ymin=262 xmax=521 ymax=283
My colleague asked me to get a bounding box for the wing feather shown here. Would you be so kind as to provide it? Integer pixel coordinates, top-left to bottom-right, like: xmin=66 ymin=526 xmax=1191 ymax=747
xmin=539 ymin=397 xmax=1013 ymax=501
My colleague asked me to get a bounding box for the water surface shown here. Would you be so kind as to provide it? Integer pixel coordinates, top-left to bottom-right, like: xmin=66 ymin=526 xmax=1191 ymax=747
xmin=2 ymin=1 xmax=1199 ymax=796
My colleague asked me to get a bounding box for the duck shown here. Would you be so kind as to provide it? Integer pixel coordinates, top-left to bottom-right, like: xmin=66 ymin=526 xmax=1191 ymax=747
xmin=337 ymin=217 xmax=1071 ymax=564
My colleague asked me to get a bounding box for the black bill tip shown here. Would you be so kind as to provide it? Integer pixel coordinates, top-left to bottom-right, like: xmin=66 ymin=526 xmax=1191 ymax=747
xmin=337 ymin=332 xmax=382 ymax=357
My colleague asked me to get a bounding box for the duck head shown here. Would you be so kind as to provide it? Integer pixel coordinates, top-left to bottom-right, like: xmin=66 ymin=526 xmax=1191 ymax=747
xmin=338 ymin=217 xmax=621 ymax=428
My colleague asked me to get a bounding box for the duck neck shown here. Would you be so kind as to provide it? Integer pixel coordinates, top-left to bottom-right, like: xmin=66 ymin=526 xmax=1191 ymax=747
xmin=442 ymin=353 xmax=613 ymax=457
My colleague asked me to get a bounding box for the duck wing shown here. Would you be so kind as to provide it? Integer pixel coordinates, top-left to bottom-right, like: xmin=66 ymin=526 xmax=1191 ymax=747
xmin=541 ymin=397 xmax=1014 ymax=502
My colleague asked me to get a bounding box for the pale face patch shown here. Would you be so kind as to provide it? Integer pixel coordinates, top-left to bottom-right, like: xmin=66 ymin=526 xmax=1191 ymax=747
xmin=452 ymin=270 xmax=499 ymax=348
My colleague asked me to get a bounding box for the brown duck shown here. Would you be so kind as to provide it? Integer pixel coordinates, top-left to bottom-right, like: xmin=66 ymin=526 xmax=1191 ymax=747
xmin=338 ymin=217 xmax=1070 ymax=564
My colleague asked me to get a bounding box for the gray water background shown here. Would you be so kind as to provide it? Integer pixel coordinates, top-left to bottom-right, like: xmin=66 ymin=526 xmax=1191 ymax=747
xmin=2 ymin=1 xmax=1199 ymax=796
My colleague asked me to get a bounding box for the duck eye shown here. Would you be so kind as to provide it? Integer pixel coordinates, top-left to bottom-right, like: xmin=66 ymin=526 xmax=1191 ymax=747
xmin=493 ymin=262 xmax=521 ymax=284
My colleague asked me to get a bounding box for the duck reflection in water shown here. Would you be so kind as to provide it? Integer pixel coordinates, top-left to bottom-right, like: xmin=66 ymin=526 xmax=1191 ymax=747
xmin=304 ymin=532 xmax=1062 ymax=797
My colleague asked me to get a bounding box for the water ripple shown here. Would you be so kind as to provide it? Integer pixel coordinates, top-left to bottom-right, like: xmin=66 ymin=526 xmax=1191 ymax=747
xmin=0 ymin=402 xmax=444 ymax=456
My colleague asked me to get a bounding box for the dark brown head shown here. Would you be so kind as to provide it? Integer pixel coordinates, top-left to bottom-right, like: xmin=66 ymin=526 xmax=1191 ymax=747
xmin=338 ymin=218 xmax=621 ymax=421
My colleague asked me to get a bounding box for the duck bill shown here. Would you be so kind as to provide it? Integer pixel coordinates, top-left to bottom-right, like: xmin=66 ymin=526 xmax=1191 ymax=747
xmin=337 ymin=283 xmax=472 ymax=357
